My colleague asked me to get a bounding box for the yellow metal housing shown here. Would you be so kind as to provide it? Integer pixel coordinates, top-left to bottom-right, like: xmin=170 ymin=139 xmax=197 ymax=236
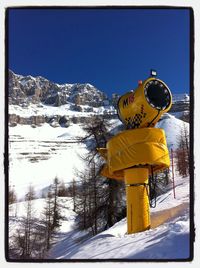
xmin=117 ymin=77 xmax=172 ymax=128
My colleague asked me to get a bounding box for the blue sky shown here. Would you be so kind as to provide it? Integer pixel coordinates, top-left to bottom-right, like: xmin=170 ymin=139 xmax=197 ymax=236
xmin=8 ymin=8 xmax=191 ymax=97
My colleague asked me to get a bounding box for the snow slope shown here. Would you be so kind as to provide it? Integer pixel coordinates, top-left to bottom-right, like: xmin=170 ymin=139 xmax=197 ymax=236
xmin=9 ymin=114 xmax=188 ymax=199
xmin=9 ymin=103 xmax=116 ymax=118
xmin=156 ymin=113 xmax=189 ymax=149
xmin=9 ymin=123 xmax=88 ymax=199
xmin=9 ymin=169 xmax=190 ymax=260
xmin=9 ymin=197 xmax=77 ymax=235
xmin=48 ymin=173 xmax=190 ymax=260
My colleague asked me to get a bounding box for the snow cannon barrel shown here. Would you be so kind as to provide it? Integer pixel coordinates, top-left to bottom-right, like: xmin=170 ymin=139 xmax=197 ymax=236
xmin=117 ymin=77 xmax=172 ymax=129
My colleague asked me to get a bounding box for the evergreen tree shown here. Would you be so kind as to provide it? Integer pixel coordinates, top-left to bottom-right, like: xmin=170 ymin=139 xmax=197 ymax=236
xmin=68 ymin=178 xmax=77 ymax=212
xmin=9 ymin=185 xmax=17 ymax=204
xmin=75 ymin=116 xmax=126 ymax=235
xmin=42 ymin=190 xmax=54 ymax=251
xmin=9 ymin=180 xmax=64 ymax=259
xmin=176 ymin=124 xmax=189 ymax=177
xmin=52 ymin=177 xmax=61 ymax=229
xmin=57 ymin=181 xmax=68 ymax=197
xmin=10 ymin=185 xmax=37 ymax=259
xmin=42 ymin=178 xmax=63 ymax=250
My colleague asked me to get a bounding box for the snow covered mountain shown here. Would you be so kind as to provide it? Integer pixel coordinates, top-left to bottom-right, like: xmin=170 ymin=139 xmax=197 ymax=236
xmin=8 ymin=70 xmax=189 ymax=108
xmin=9 ymin=70 xmax=108 ymax=107
xmin=9 ymin=70 xmax=117 ymax=128
xmin=8 ymin=70 xmax=189 ymax=127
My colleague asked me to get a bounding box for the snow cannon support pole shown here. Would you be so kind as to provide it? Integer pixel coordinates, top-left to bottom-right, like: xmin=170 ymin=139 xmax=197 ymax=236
xmin=124 ymin=168 xmax=150 ymax=234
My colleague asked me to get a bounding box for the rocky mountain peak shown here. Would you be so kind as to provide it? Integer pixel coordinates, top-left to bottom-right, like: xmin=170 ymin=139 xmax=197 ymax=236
xmin=8 ymin=70 xmax=189 ymax=124
xmin=8 ymin=70 xmax=108 ymax=107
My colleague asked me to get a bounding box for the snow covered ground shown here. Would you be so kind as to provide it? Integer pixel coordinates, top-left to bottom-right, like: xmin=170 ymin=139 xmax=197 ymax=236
xmin=9 ymin=170 xmax=190 ymax=260
xmin=9 ymin=123 xmax=88 ymax=199
xmin=47 ymin=173 xmax=190 ymax=260
xmin=156 ymin=113 xmax=189 ymax=150
xmin=7 ymin=101 xmax=191 ymax=261
xmin=8 ymin=113 xmax=188 ymax=200
xmin=9 ymin=103 xmax=116 ymax=118
xmin=8 ymin=119 xmax=121 ymax=199
xmin=9 ymin=197 xmax=77 ymax=238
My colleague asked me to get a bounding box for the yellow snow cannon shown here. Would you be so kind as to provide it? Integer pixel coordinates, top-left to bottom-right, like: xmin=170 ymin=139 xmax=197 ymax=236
xmin=117 ymin=76 xmax=172 ymax=129
xmin=98 ymin=70 xmax=172 ymax=234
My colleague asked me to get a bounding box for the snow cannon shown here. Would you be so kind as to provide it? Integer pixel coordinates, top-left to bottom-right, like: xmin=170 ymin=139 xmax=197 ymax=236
xmin=98 ymin=70 xmax=172 ymax=234
xmin=117 ymin=76 xmax=172 ymax=129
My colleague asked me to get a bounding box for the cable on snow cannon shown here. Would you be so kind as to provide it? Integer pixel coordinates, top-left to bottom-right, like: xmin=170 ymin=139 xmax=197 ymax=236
xmin=98 ymin=70 xmax=172 ymax=234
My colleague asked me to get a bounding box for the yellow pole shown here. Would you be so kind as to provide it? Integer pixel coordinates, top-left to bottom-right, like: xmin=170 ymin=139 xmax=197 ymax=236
xmin=124 ymin=168 xmax=150 ymax=234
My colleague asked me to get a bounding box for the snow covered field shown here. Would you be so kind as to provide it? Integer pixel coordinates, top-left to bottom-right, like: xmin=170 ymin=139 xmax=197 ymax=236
xmin=8 ymin=118 xmax=121 ymax=199
xmin=8 ymin=113 xmax=189 ymax=200
xmin=9 ymin=171 xmax=190 ymax=260
xmin=9 ymin=103 xmax=116 ymax=118
xmin=9 ymin=123 xmax=88 ymax=199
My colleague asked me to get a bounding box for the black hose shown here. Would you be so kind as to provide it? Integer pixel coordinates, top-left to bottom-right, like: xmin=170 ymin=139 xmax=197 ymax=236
xmin=149 ymin=166 xmax=157 ymax=208
xmin=147 ymin=110 xmax=160 ymax=127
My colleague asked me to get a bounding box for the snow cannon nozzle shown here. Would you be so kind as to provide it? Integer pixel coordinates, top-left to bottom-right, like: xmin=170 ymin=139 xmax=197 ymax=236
xmin=117 ymin=74 xmax=172 ymax=129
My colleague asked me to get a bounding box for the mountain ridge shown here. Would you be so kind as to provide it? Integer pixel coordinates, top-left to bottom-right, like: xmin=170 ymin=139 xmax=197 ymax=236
xmin=9 ymin=69 xmax=189 ymax=107
xmin=9 ymin=70 xmax=108 ymax=107
xmin=8 ymin=70 xmax=190 ymax=128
